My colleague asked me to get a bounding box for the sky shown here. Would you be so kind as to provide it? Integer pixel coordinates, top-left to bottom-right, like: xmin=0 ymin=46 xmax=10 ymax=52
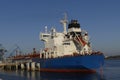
xmin=0 ymin=0 xmax=120 ymax=56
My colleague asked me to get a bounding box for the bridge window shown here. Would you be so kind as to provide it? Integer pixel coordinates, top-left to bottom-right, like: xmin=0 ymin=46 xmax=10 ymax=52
xmin=63 ymin=43 xmax=70 ymax=45
xmin=43 ymin=35 xmax=49 ymax=37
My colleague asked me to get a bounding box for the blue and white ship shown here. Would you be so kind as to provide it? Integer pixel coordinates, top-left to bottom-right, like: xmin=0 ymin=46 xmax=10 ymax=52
xmin=32 ymin=14 xmax=104 ymax=72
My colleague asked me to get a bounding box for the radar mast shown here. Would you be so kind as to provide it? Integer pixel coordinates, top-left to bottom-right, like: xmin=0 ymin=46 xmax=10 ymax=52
xmin=60 ymin=13 xmax=68 ymax=34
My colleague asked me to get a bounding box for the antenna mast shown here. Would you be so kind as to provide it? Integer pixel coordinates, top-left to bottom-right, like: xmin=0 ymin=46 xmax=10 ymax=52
xmin=45 ymin=26 xmax=48 ymax=33
xmin=60 ymin=13 xmax=68 ymax=34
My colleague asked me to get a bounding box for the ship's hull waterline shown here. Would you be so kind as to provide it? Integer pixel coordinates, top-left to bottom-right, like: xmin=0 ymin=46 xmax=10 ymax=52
xmin=32 ymin=54 xmax=104 ymax=72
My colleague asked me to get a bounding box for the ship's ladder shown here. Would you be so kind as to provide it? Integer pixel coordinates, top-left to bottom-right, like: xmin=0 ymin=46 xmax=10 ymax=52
xmin=74 ymin=32 xmax=86 ymax=47
xmin=73 ymin=32 xmax=81 ymax=46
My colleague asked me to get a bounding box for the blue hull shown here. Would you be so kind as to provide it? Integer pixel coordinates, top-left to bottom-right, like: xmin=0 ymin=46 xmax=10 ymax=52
xmin=32 ymin=54 xmax=104 ymax=72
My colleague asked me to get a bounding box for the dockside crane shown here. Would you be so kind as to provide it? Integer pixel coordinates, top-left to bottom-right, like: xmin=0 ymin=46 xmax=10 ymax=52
xmin=7 ymin=45 xmax=22 ymax=58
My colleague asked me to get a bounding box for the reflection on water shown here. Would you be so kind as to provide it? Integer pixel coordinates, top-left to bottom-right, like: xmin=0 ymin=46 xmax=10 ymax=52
xmin=14 ymin=71 xmax=104 ymax=80
xmin=40 ymin=72 xmax=104 ymax=80
xmin=0 ymin=70 xmax=105 ymax=80
xmin=16 ymin=71 xmax=41 ymax=80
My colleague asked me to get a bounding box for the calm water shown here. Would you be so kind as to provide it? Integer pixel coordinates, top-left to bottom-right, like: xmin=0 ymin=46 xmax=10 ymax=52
xmin=0 ymin=60 xmax=119 ymax=80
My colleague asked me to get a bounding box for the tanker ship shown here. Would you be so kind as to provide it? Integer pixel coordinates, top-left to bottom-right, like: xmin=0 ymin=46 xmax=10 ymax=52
xmin=32 ymin=15 xmax=104 ymax=72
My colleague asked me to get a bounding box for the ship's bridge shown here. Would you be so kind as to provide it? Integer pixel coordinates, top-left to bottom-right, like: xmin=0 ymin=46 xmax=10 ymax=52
xmin=40 ymin=33 xmax=50 ymax=42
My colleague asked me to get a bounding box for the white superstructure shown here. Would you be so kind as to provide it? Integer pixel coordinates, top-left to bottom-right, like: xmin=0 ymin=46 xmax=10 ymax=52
xmin=40 ymin=15 xmax=92 ymax=58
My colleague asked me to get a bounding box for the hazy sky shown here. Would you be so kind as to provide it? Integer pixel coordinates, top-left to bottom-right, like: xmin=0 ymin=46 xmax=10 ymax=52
xmin=0 ymin=0 xmax=120 ymax=56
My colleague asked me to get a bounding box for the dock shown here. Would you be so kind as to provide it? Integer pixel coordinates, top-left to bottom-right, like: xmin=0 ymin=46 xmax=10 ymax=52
xmin=0 ymin=58 xmax=40 ymax=71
